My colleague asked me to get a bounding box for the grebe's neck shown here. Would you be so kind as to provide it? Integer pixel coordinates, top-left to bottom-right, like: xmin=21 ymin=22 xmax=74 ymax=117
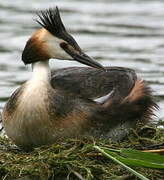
xmin=31 ymin=60 xmax=50 ymax=82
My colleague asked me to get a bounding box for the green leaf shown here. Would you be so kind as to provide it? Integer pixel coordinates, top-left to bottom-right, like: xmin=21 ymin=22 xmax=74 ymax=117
xmin=102 ymin=148 xmax=164 ymax=169
xmin=104 ymin=150 xmax=164 ymax=169
xmin=120 ymin=148 xmax=164 ymax=164
xmin=94 ymin=146 xmax=150 ymax=180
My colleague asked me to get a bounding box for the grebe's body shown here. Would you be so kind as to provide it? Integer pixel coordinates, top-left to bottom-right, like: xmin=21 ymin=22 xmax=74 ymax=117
xmin=2 ymin=8 xmax=157 ymax=150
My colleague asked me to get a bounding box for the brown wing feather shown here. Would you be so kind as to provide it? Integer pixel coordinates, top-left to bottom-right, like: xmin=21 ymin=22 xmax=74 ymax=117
xmin=51 ymin=66 xmax=137 ymax=100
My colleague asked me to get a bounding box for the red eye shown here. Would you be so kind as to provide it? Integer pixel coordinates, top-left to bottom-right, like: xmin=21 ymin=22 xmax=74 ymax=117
xmin=60 ymin=42 xmax=67 ymax=48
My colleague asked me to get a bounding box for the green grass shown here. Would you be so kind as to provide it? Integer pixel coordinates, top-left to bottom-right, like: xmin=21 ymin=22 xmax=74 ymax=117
xmin=0 ymin=124 xmax=164 ymax=180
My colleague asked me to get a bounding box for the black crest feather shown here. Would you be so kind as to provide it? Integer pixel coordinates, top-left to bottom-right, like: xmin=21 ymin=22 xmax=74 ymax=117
xmin=36 ymin=7 xmax=81 ymax=51
xmin=36 ymin=7 xmax=66 ymax=37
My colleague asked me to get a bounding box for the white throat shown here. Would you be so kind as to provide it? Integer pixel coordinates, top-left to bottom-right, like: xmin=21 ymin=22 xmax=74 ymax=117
xmin=21 ymin=60 xmax=51 ymax=108
xmin=31 ymin=60 xmax=50 ymax=82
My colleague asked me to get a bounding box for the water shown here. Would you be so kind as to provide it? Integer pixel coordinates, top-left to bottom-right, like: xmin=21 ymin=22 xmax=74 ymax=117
xmin=0 ymin=0 xmax=164 ymax=127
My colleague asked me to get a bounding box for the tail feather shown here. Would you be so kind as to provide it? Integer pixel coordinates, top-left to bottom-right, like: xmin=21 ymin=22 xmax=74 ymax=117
xmin=90 ymin=79 xmax=158 ymax=140
xmin=121 ymin=79 xmax=158 ymax=123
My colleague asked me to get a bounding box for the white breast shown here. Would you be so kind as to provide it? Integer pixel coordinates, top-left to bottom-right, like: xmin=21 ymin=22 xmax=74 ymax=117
xmin=3 ymin=61 xmax=55 ymax=149
xmin=20 ymin=61 xmax=50 ymax=109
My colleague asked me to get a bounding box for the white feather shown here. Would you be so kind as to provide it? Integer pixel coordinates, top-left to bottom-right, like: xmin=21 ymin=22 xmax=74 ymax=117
xmin=94 ymin=90 xmax=114 ymax=103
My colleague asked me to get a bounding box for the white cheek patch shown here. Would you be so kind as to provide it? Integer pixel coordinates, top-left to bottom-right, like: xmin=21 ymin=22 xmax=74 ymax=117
xmin=94 ymin=90 xmax=114 ymax=103
xmin=46 ymin=35 xmax=73 ymax=60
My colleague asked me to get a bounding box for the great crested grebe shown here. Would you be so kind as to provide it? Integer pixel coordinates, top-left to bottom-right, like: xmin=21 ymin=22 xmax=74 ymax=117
xmin=2 ymin=7 xmax=157 ymax=150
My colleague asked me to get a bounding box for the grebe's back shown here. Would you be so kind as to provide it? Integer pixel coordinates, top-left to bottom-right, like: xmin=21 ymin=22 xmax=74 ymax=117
xmin=51 ymin=66 xmax=137 ymax=100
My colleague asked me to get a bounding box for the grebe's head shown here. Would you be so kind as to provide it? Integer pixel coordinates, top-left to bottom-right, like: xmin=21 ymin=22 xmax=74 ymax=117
xmin=22 ymin=7 xmax=104 ymax=70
